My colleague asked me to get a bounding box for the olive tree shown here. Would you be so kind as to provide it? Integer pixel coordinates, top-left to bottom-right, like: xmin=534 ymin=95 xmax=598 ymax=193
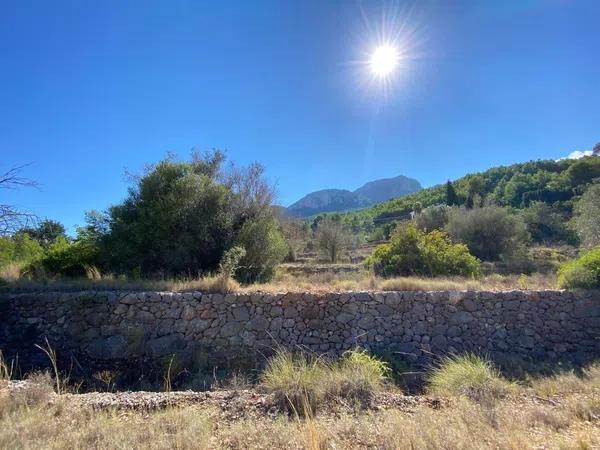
xmin=573 ymin=183 xmax=600 ymax=249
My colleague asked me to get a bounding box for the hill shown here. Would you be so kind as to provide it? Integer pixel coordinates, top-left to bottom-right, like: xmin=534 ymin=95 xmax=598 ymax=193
xmin=344 ymin=154 xmax=600 ymax=226
xmin=287 ymin=175 xmax=422 ymax=217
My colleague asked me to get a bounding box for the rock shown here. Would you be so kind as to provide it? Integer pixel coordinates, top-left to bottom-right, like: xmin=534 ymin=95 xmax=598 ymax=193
xmin=147 ymin=335 xmax=185 ymax=357
xmin=220 ymin=322 xmax=244 ymax=337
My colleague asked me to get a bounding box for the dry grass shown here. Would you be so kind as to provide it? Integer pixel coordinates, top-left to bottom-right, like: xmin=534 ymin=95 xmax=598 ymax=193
xmin=260 ymin=350 xmax=391 ymax=414
xmin=427 ymin=354 xmax=516 ymax=402
xmin=1 ymin=261 xmax=559 ymax=294
xmin=528 ymin=364 xmax=600 ymax=398
xmin=1 ymin=386 xmax=599 ymax=449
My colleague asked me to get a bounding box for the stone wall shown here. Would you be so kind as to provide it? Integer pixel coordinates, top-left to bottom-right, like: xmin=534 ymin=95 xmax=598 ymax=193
xmin=1 ymin=290 xmax=599 ymax=373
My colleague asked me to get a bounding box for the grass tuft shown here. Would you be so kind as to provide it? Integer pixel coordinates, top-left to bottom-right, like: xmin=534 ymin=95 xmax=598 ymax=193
xmin=427 ymin=354 xmax=514 ymax=402
xmin=260 ymin=349 xmax=391 ymax=414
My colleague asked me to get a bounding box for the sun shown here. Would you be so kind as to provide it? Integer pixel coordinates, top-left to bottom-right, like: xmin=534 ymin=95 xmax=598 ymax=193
xmin=369 ymin=45 xmax=399 ymax=77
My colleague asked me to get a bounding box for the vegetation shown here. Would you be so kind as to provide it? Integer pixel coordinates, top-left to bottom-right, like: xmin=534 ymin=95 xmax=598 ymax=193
xmin=260 ymin=349 xmax=390 ymax=413
xmin=314 ymin=215 xmax=353 ymax=263
xmin=573 ymin=183 xmax=600 ymax=249
xmin=365 ymin=224 xmax=480 ymax=278
xmin=349 ymin=156 xmax=600 ymax=234
xmin=557 ymin=246 xmax=600 ymax=289
xmin=427 ymin=354 xmax=514 ymax=402
xmin=446 ymin=206 xmax=529 ymax=261
xmin=1 ymin=357 xmax=599 ymax=449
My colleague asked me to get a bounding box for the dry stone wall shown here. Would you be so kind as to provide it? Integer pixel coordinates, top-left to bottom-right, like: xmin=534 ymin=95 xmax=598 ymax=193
xmin=1 ymin=290 xmax=599 ymax=372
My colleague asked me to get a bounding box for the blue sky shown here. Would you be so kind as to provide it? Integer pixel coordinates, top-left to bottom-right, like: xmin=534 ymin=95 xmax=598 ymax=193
xmin=1 ymin=0 xmax=599 ymax=233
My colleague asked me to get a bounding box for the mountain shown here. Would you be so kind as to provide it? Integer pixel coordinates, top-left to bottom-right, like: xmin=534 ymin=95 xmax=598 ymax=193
xmin=286 ymin=175 xmax=422 ymax=217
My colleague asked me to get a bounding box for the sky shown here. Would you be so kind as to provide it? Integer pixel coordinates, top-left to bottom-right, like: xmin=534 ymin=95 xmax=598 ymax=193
xmin=1 ymin=0 xmax=599 ymax=233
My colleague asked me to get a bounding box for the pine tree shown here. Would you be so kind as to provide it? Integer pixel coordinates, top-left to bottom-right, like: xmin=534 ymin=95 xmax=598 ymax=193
xmin=446 ymin=180 xmax=458 ymax=206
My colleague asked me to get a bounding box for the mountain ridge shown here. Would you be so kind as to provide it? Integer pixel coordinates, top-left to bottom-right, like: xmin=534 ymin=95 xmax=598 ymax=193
xmin=286 ymin=175 xmax=422 ymax=217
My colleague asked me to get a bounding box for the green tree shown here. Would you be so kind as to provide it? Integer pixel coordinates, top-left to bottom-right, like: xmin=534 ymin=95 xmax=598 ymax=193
xmin=235 ymin=216 xmax=287 ymax=283
xmin=415 ymin=205 xmax=449 ymax=232
xmin=97 ymin=151 xmax=282 ymax=280
xmin=446 ymin=206 xmax=529 ymax=261
xmin=520 ymin=202 xmax=576 ymax=244
xmin=20 ymin=219 xmax=66 ymax=248
xmin=573 ymin=183 xmax=600 ymax=249
xmin=316 ymin=215 xmax=352 ymax=263
xmin=566 ymin=157 xmax=600 ymax=186
xmin=365 ymin=223 xmax=480 ymax=277
xmin=445 ymin=181 xmax=458 ymax=206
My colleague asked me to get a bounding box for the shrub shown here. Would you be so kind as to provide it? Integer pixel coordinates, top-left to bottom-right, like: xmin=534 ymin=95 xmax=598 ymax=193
xmin=557 ymin=246 xmax=600 ymax=289
xmin=315 ymin=215 xmax=353 ymax=263
xmin=415 ymin=205 xmax=449 ymax=232
xmin=427 ymin=354 xmax=513 ymax=402
xmin=30 ymin=236 xmax=99 ymax=278
xmin=446 ymin=206 xmax=530 ymax=261
xmin=235 ymin=217 xmax=287 ymax=283
xmin=365 ymin=224 xmax=480 ymax=278
xmin=573 ymin=183 xmax=600 ymax=249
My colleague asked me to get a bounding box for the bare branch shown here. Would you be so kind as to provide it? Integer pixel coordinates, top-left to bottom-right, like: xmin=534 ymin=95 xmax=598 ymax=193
xmin=0 ymin=164 xmax=39 ymax=190
xmin=0 ymin=165 xmax=38 ymax=235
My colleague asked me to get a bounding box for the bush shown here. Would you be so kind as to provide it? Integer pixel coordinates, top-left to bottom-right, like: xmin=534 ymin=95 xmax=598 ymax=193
xmin=446 ymin=206 xmax=529 ymax=261
xmin=0 ymin=234 xmax=44 ymax=268
xmin=415 ymin=205 xmax=449 ymax=232
xmin=427 ymin=354 xmax=513 ymax=402
xmin=235 ymin=217 xmax=287 ymax=283
xmin=30 ymin=236 xmax=99 ymax=278
xmin=557 ymin=246 xmax=600 ymax=289
xmin=573 ymin=183 xmax=600 ymax=249
xmin=365 ymin=224 xmax=480 ymax=278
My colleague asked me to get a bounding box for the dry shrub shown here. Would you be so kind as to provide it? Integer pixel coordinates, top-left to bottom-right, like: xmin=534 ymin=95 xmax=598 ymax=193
xmin=0 ymin=262 xmax=23 ymax=282
xmin=427 ymin=354 xmax=514 ymax=402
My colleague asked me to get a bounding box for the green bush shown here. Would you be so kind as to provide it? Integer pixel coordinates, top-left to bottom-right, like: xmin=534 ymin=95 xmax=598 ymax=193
xmin=31 ymin=236 xmax=99 ymax=278
xmin=365 ymin=224 xmax=480 ymax=278
xmin=446 ymin=206 xmax=530 ymax=261
xmin=0 ymin=234 xmax=44 ymax=268
xmin=235 ymin=217 xmax=287 ymax=283
xmin=427 ymin=354 xmax=513 ymax=402
xmin=557 ymin=246 xmax=600 ymax=289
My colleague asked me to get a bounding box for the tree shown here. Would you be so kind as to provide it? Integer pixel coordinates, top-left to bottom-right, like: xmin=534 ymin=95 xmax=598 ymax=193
xmin=415 ymin=205 xmax=450 ymax=232
xmin=446 ymin=206 xmax=529 ymax=261
xmin=520 ymin=202 xmax=575 ymax=244
xmin=593 ymin=142 xmax=600 ymax=156
xmin=21 ymin=219 xmax=66 ymax=248
xmin=0 ymin=165 xmax=37 ymax=236
xmin=465 ymin=175 xmax=485 ymax=208
xmin=365 ymin=223 xmax=480 ymax=277
xmin=445 ymin=181 xmax=458 ymax=206
xmin=280 ymin=217 xmax=310 ymax=261
xmin=315 ymin=215 xmax=352 ymax=263
xmin=566 ymin=157 xmax=600 ymax=186
xmin=573 ymin=183 xmax=600 ymax=249
xmin=235 ymin=216 xmax=287 ymax=282
xmin=98 ymin=151 xmax=282 ymax=279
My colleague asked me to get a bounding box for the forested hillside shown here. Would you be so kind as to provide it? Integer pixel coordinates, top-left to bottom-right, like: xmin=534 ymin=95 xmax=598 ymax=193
xmin=348 ymin=155 xmax=600 ymax=225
